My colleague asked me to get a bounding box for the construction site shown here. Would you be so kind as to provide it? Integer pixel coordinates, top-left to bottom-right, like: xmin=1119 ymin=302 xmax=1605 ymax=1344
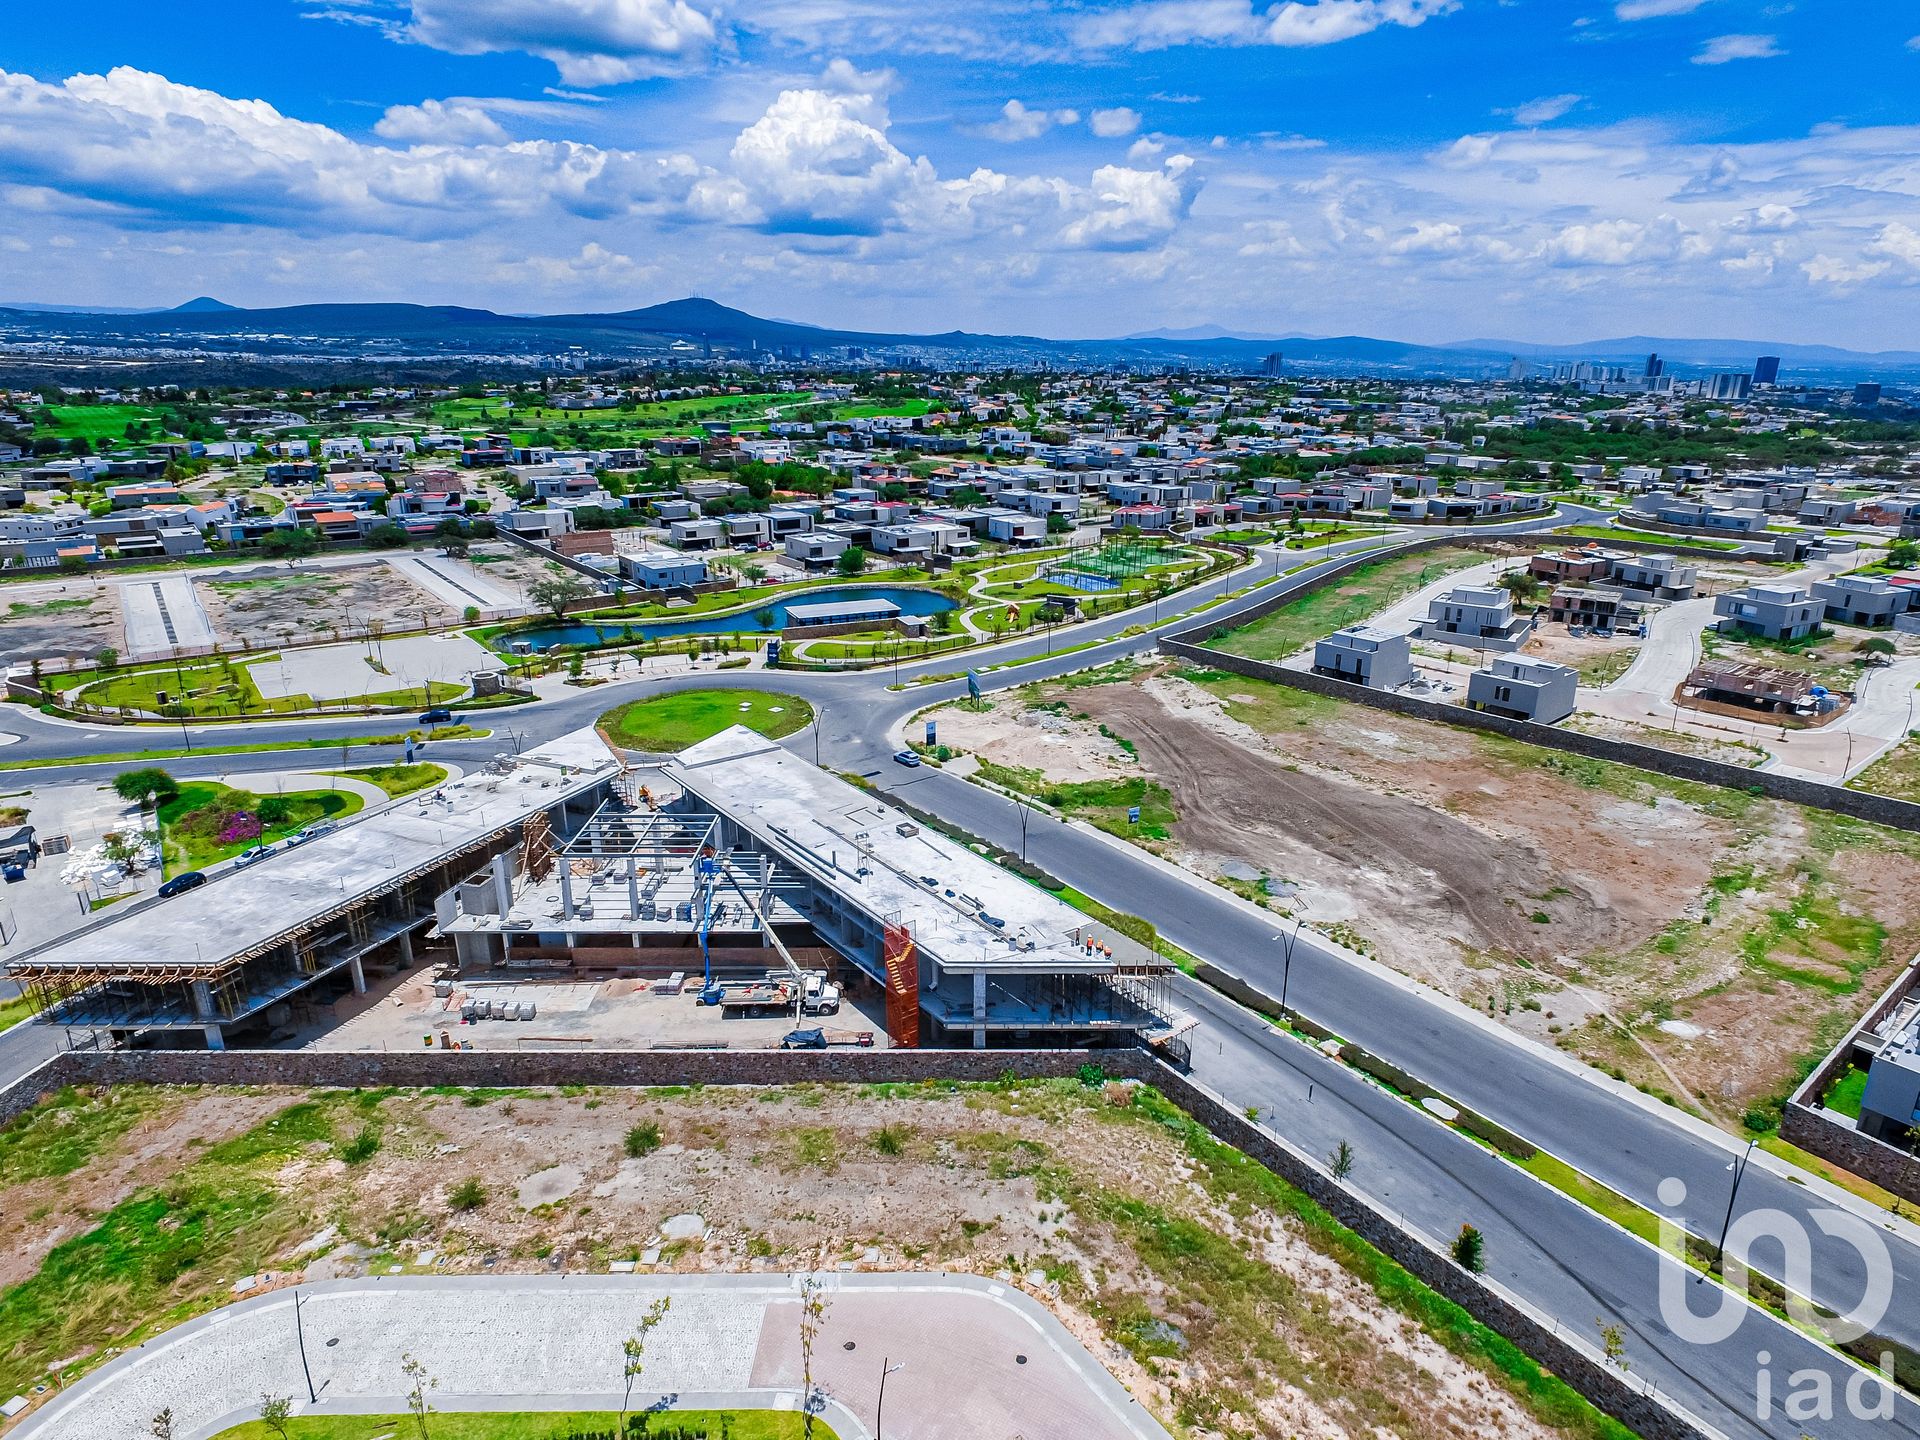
xmin=1 ymin=726 xmax=1191 ymax=1057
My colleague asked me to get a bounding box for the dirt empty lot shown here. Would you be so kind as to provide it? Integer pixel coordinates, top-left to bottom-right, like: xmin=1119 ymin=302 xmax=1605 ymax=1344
xmin=0 ymin=1081 xmax=1614 ymax=1440
xmin=0 ymin=579 xmax=123 ymax=666
xmin=201 ymin=563 xmax=456 ymax=648
xmin=931 ymin=664 xmax=1920 ymax=1125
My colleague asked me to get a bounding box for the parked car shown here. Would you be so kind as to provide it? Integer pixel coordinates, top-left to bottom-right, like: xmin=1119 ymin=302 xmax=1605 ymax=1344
xmin=892 ymin=749 xmax=922 ymax=768
xmin=419 ymin=708 xmax=454 ymax=725
xmin=287 ymin=820 xmax=338 ymax=847
xmin=157 ymin=870 xmax=207 ymax=898
xmin=233 ymin=843 xmax=277 ymax=868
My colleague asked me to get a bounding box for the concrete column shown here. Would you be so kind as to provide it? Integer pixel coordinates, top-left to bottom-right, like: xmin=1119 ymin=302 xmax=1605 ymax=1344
xmin=491 ymin=853 xmax=513 ymax=917
xmin=396 ymin=929 xmax=415 ymax=967
xmin=971 ymin=971 xmax=987 ymax=1049
xmin=191 ymin=980 xmax=215 ymax=1019
xmin=559 ymin=867 xmax=575 ymax=920
xmin=348 ymin=955 xmax=367 ymax=995
xmin=202 ymin=1024 xmax=225 ymax=1051
xmin=627 ymin=856 xmax=640 ymax=919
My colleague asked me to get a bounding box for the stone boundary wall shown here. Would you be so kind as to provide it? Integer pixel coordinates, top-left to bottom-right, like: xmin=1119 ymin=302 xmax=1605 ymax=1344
xmin=0 ymin=1042 xmax=1707 ymax=1440
xmin=1781 ymin=958 xmax=1920 ymax=1205
xmin=1156 ymin=639 xmax=1920 ymax=835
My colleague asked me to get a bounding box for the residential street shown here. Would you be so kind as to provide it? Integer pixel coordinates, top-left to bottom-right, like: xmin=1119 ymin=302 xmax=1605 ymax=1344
xmin=8 ymin=506 xmax=1920 ymax=1439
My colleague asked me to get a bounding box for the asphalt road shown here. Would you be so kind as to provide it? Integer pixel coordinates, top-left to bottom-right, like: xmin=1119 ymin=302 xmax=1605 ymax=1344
xmin=9 ymin=506 xmax=1918 ymax=1437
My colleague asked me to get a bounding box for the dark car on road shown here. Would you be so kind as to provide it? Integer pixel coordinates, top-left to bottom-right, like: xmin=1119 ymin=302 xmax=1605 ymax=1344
xmin=157 ymin=870 xmax=207 ymax=898
xmin=419 ymin=708 xmax=455 ymax=725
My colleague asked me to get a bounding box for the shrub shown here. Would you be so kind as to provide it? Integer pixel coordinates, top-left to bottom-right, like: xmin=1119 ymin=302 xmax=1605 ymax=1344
xmin=338 ymin=1125 xmax=381 ymax=1165
xmin=257 ymin=796 xmax=293 ymax=826
xmin=872 ymin=1124 xmax=905 ymax=1156
xmin=447 ymin=1177 xmax=487 ymax=1211
xmin=624 ymin=1121 xmax=662 ymax=1157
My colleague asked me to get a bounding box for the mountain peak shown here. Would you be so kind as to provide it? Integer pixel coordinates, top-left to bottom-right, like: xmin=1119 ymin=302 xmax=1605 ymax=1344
xmin=172 ymin=296 xmax=238 ymax=313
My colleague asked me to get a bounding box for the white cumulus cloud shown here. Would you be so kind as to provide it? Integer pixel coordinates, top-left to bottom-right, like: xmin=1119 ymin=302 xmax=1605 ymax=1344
xmin=1091 ymin=106 xmax=1143 ymax=137
xmin=404 ymin=0 xmax=719 ymax=85
xmin=1060 ymin=155 xmax=1198 ymax=250
xmin=1507 ymin=94 xmax=1582 ymax=127
xmin=1074 ymin=0 xmax=1457 ymax=51
xmin=374 ymin=98 xmax=508 ymax=144
xmin=981 ymin=99 xmax=1080 ymax=142
xmin=1693 ymin=34 xmax=1782 ymax=65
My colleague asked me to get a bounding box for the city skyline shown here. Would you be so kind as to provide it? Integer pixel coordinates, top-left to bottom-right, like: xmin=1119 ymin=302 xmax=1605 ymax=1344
xmin=3 ymin=1 xmax=1919 ymax=347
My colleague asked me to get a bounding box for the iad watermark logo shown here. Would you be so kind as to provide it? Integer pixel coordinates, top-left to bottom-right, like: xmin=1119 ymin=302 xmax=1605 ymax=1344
xmin=1656 ymin=1174 xmax=1900 ymax=1423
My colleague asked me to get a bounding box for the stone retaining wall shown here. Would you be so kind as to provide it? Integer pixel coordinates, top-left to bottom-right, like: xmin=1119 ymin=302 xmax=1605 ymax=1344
xmin=0 ymin=1042 xmax=1707 ymax=1439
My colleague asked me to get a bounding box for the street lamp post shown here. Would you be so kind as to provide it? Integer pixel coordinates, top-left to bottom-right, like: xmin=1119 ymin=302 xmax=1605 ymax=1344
xmin=1274 ymin=918 xmax=1303 ymax=1025
xmin=1701 ymin=1138 xmax=1759 ymax=1283
xmin=292 ymin=1289 xmax=317 ymax=1403
xmin=876 ymin=1357 xmax=905 ymax=1439
xmin=1013 ymin=797 xmax=1031 ymax=863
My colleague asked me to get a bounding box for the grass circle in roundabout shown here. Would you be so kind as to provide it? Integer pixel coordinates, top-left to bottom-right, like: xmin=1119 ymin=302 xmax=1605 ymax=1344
xmin=597 ymin=688 xmax=814 ymax=752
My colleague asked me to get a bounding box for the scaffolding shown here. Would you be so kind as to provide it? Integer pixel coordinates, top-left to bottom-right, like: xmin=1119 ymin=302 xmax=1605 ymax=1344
xmin=883 ymin=921 xmax=920 ymax=1049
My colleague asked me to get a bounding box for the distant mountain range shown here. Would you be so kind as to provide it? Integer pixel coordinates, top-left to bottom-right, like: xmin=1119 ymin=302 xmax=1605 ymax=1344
xmin=0 ymin=295 xmax=1911 ymax=378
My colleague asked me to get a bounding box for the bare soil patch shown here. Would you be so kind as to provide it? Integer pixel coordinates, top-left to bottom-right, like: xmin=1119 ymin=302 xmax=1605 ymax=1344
xmin=952 ymin=664 xmax=1920 ymax=1125
xmin=1 ymin=579 xmax=123 ymax=666
xmin=201 ymin=563 xmax=455 ymax=648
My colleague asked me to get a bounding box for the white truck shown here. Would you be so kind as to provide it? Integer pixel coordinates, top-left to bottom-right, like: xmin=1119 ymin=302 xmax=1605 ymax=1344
xmin=800 ymin=972 xmax=842 ymax=1016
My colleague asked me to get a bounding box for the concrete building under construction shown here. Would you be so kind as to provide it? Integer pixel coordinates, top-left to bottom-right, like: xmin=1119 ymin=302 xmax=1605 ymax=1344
xmin=7 ymin=726 xmax=1190 ymax=1055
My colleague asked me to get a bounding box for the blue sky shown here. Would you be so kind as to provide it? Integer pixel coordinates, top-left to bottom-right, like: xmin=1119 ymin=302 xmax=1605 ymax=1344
xmin=2 ymin=1 xmax=1918 ymax=347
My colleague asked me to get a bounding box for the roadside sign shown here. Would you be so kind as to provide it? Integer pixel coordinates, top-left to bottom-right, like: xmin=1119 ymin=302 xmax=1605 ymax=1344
xmin=966 ymin=670 xmax=981 ymax=701
xmin=1127 ymin=806 xmax=1141 ymax=825
xmin=925 ymin=720 xmax=937 ymax=746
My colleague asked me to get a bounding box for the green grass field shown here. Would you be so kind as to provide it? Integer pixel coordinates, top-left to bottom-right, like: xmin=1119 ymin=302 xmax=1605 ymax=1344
xmin=212 ymin=1413 xmax=835 ymax=1440
xmin=158 ymin=781 xmax=362 ymax=873
xmin=326 ymin=762 xmax=448 ymax=798
xmin=598 ymin=689 xmax=813 ymax=751
xmin=71 ymin=658 xmax=462 ymax=719
xmin=1212 ymin=548 xmax=1488 ymax=662
xmin=41 ymin=404 xmax=165 ymax=442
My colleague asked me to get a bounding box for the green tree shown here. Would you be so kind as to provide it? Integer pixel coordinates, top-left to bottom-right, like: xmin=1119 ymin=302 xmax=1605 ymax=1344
xmin=112 ymin=767 xmax=178 ymax=809
xmin=1888 ymin=538 xmax=1919 ymax=568
xmin=1451 ymin=1223 xmax=1486 ymax=1273
xmin=836 ymin=544 xmax=869 ymax=577
xmin=799 ymin=1275 xmax=830 ymax=1439
xmin=528 ymin=567 xmax=591 ymax=619
xmin=1328 ymin=1139 xmax=1355 ymax=1181
xmin=258 ymin=1394 xmax=293 ymax=1440
xmin=620 ymin=1296 xmax=672 ymax=1428
xmin=401 ymin=1353 xmax=436 ymax=1440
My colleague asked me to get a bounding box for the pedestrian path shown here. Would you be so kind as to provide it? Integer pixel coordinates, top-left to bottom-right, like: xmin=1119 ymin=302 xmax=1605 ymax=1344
xmin=9 ymin=1273 xmax=1169 ymax=1440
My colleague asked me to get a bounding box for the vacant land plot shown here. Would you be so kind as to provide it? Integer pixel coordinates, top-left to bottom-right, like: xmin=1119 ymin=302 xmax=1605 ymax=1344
xmin=599 ymin=690 xmax=812 ymax=751
xmin=1210 ymin=546 xmax=1504 ymax=662
xmin=932 ymin=664 xmax=1920 ymax=1130
xmin=202 ymin=563 xmax=456 ymax=649
xmin=0 ymin=580 xmax=122 ymax=666
xmin=0 ymin=1080 xmax=1628 ymax=1440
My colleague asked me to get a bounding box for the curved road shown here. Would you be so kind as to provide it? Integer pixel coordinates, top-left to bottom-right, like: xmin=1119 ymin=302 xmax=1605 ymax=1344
xmin=9 ymin=506 xmax=1920 ymax=1437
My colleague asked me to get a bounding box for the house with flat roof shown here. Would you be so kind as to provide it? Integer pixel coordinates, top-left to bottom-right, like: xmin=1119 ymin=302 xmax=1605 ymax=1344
xmin=618 ymin=548 xmax=709 ymax=590
xmin=1467 ymin=656 xmax=1578 ymax=723
xmin=1418 ymin=585 xmax=1534 ymax=649
xmin=1713 ymin=582 xmax=1823 ymax=641
xmin=1311 ymin=625 xmax=1414 ymax=689
xmin=1608 ymin=553 xmax=1697 ymax=599
xmin=1812 ymin=573 xmax=1911 ymax=628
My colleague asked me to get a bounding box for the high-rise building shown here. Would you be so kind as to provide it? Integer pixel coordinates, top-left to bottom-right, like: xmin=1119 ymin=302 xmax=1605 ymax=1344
xmin=1644 ymin=353 xmax=1664 ymax=378
xmin=1706 ymin=372 xmax=1752 ymax=402
xmin=1506 ymin=356 xmax=1529 ymax=381
xmin=1262 ymin=351 xmax=1284 ymax=376
xmin=1753 ymin=355 xmax=1781 ymax=386
xmin=1855 ymin=382 xmax=1883 ymax=407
